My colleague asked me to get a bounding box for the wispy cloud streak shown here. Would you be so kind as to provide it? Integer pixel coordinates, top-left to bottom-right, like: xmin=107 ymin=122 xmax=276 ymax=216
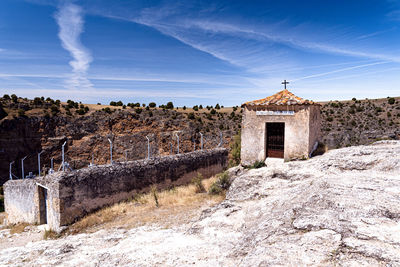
xmin=55 ymin=2 xmax=93 ymax=90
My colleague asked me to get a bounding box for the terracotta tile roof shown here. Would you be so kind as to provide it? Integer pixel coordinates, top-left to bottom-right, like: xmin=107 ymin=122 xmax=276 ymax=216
xmin=243 ymin=89 xmax=316 ymax=106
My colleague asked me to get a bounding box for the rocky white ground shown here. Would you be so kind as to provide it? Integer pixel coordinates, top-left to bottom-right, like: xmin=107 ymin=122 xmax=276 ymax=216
xmin=1 ymin=140 xmax=400 ymax=266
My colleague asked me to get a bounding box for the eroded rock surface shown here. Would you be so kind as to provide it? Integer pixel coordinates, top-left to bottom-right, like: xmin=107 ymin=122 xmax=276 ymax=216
xmin=1 ymin=141 xmax=399 ymax=266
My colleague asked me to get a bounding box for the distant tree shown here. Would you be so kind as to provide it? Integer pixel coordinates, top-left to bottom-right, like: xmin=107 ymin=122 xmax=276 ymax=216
xmin=103 ymin=107 xmax=112 ymax=114
xmin=110 ymin=101 xmax=117 ymax=106
xmin=183 ymin=106 xmax=186 ymax=110
xmin=116 ymin=101 xmax=123 ymax=106
xmin=50 ymin=105 xmax=60 ymax=115
xmin=221 ymin=105 xmax=224 ymax=108
xmin=123 ymin=105 xmax=126 ymax=109
xmin=2 ymin=94 xmax=10 ymax=100
xmin=149 ymin=102 xmax=156 ymax=108
xmin=215 ymin=103 xmax=220 ymax=109
xmin=84 ymin=106 xmax=89 ymax=112
xmin=135 ymin=108 xmax=142 ymax=114
xmin=55 ymin=100 xmax=61 ymax=106
xmin=388 ymin=97 xmax=395 ymax=105
xmin=199 ymin=105 xmax=203 ymax=109
xmin=97 ymin=103 xmax=101 ymax=105
xmin=166 ymin=102 xmax=174 ymax=109
xmin=193 ymin=105 xmax=199 ymax=111
xmin=33 ymin=97 xmax=43 ymax=105
xmin=11 ymin=94 xmax=18 ymax=103
xmin=210 ymin=109 xmax=216 ymax=115
xmin=80 ymin=104 xmax=84 ymax=109
xmin=46 ymin=97 xmax=52 ymax=102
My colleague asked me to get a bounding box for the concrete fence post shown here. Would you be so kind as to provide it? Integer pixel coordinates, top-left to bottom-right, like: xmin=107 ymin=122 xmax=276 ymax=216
xmin=62 ymin=141 xmax=67 ymax=172
xmin=38 ymin=151 xmax=43 ymax=177
xmin=200 ymin=132 xmax=203 ymax=150
xmin=9 ymin=161 xmax=14 ymax=180
xmin=21 ymin=156 xmax=27 ymax=179
xmin=108 ymin=138 xmax=113 ymax=165
xmin=146 ymin=136 xmax=150 ymax=159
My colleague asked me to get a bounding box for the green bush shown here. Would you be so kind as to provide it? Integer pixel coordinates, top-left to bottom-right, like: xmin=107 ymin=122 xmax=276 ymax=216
xmin=149 ymin=102 xmax=156 ymax=108
xmin=210 ymin=109 xmax=216 ymax=115
xmin=229 ymin=130 xmax=241 ymax=166
xmin=208 ymin=172 xmax=231 ymax=195
xmin=192 ymin=173 xmax=206 ymax=193
xmin=388 ymin=97 xmax=395 ymax=105
xmin=187 ymin=112 xmax=195 ymax=120
xmin=135 ymin=108 xmax=142 ymax=114
xmin=166 ymin=102 xmax=174 ymax=109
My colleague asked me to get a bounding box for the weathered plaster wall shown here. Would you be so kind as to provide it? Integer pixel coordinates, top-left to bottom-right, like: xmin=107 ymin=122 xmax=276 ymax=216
xmin=3 ymin=179 xmax=38 ymax=224
xmin=4 ymin=148 xmax=228 ymax=230
xmin=241 ymin=105 xmax=320 ymax=165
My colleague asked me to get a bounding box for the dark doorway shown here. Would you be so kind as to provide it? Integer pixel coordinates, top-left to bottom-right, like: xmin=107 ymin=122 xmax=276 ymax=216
xmin=266 ymin=122 xmax=285 ymax=158
xmin=38 ymin=186 xmax=47 ymax=224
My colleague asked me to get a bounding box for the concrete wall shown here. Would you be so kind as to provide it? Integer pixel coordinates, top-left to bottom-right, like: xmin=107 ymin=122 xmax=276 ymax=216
xmin=241 ymin=105 xmax=320 ymax=165
xmin=4 ymin=148 xmax=228 ymax=230
xmin=4 ymin=179 xmax=38 ymax=224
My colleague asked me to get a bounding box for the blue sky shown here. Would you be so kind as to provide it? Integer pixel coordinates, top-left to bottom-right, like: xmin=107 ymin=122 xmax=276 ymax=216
xmin=0 ymin=0 xmax=400 ymax=106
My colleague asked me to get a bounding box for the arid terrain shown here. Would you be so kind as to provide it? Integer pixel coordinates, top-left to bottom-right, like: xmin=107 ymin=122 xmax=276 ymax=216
xmin=0 ymin=140 xmax=399 ymax=266
xmin=1 ymin=94 xmax=399 ymax=185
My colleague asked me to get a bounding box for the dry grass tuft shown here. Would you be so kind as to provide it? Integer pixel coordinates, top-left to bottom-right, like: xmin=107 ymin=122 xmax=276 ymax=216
xmin=43 ymin=229 xmax=60 ymax=240
xmin=68 ymin=175 xmax=224 ymax=234
xmin=9 ymin=222 xmax=30 ymax=234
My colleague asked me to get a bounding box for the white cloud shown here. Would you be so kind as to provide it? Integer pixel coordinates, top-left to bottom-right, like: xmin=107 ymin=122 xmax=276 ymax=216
xmin=55 ymin=2 xmax=93 ymax=90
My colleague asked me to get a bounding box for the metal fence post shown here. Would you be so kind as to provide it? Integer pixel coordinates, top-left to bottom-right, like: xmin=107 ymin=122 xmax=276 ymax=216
xmin=21 ymin=156 xmax=27 ymax=179
xmin=108 ymin=138 xmax=113 ymax=165
xmin=38 ymin=151 xmax=43 ymax=177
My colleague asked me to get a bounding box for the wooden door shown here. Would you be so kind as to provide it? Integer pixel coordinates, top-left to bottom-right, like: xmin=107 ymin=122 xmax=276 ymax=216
xmin=38 ymin=186 xmax=47 ymax=224
xmin=266 ymin=122 xmax=285 ymax=158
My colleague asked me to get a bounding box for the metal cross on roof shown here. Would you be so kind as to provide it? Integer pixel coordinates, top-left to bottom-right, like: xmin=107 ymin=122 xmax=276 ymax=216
xmin=282 ymin=80 xmax=289 ymax=90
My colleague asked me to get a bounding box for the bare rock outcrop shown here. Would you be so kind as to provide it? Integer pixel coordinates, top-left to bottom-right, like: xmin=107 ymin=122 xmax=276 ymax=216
xmin=1 ymin=141 xmax=399 ymax=266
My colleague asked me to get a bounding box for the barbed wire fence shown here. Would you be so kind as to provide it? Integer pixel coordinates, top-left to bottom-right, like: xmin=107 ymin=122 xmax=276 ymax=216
xmin=7 ymin=130 xmax=227 ymax=180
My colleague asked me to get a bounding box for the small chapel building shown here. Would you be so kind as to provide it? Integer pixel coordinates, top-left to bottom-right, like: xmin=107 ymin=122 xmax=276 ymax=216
xmin=241 ymin=83 xmax=321 ymax=165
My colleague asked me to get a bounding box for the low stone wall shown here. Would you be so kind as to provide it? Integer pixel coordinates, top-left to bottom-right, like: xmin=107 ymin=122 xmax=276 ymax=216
xmin=3 ymin=179 xmax=37 ymax=224
xmin=4 ymin=148 xmax=228 ymax=230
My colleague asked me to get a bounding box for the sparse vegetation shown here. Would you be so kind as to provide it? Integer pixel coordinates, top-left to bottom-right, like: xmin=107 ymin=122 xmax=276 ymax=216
xmin=208 ymin=171 xmax=231 ymax=195
xmin=192 ymin=173 xmax=206 ymax=193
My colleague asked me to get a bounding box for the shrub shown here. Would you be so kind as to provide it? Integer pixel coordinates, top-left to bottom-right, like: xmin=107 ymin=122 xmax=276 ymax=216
xmin=110 ymin=101 xmax=117 ymax=106
xmin=97 ymin=103 xmax=101 ymax=105
xmin=193 ymin=105 xmax=199 ymax=111
xmin=166 ymin=102 xmax=174 ymax=109
xmin=215 ymin=103 xmax=220 ymax=109
xmin=50 ymin=105 xmax=60 ymax=115
xmin=149 ymin=102 xmax=156 ymax=108
xmin=199 ymin=105 xmax=203 ymax=109
xmin=0 ymin=104 xmax=7 ymax=120
xmin=208 ymin=172 xmax=231 ymax=195
xmin=33 ymin=97 xmax=43 ymax=105
xmin=352 ymin=97 xmax=357 ymax=101
xmin=210 ymin=109 xmax=216 ymax=115
xmin=187 ymin=112 xmax=195 ymax=120
xmin=387 ymin=111 xmax=392 ymax=117
xmin=229 ymin=130 xmax=241 ymax=166
xmin=183 ymin=106 xmax=186 ymax=110
xmin=135 ymin=108 xmax=142 ymax=114
xmin=192 ymin=173 xmax=206 ymax=193
xmin=2 ymin=94 xmax=10 ymax=100
xmin=17 ymin=109 xmax=25 ymax=117
xmin=103 ymin=107 xmax=112 ymax=114
xmin=326 ymin=117 xmax=333 ymax=122
xmin=388 ymin=97 xmax=395 ymax=105
xmin=151 ymin=185 xmax=159 ymax=207
xmin=251 ymin=160 xmax=265 ymax=169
